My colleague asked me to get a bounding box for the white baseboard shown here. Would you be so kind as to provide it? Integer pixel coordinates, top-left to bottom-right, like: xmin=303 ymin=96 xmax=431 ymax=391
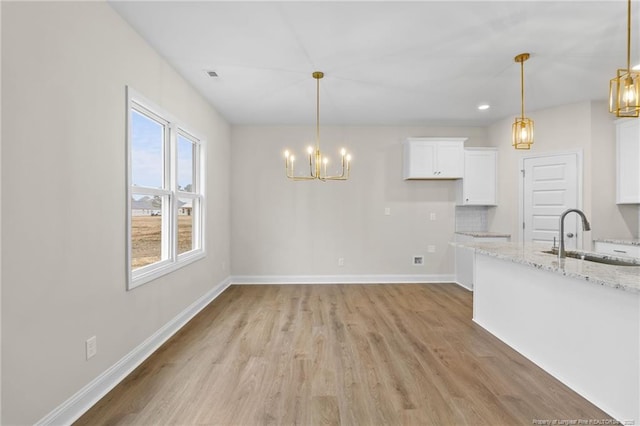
xmin=452 ymin=280 xmax=473 ymax=291
xmin=35 ymin=277 xmax=232 ymax=426
xmin=230 ymin=274 xmax=456 ymax=285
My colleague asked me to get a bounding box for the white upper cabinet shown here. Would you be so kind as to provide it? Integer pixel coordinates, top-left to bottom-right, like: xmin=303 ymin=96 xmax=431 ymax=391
xmin=403 ymin=137 xmax=466 ymax=179
xmin=616 ymin=119 xmax=640 ymax=204
xmin=457 ymin=148 xmax=498 ymax=206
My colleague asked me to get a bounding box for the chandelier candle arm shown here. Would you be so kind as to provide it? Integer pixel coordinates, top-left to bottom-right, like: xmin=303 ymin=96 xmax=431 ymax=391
xmin=610 ymin=0 xmax=640 ymax=117
xmin=283 ymin=71 xmax=352 ymax=181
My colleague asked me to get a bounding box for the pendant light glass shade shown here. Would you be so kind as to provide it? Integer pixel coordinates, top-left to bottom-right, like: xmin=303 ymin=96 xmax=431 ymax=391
xmin=512 ymin=117 xmax=534 ymax=149
xmin=610 ymin=70 xmax=640 ymax=117
xmin=610 ymin=0 xmax=640 ymax=117
xmin=512 ymin=53 xmax=534 ymax=150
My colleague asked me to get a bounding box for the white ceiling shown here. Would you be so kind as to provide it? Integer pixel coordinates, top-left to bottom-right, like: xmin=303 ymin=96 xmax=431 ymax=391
xmin=109 ymin=1 xmax=639 ymax=126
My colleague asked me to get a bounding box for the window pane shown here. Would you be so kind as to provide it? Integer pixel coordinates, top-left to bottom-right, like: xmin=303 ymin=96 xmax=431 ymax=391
xmin=131 ymin=109 xmax=164 ymax=188
xmin=177 ymin=197 xmax=194 ymax=255
xmin=177 ymin=134 xmax=195 ymax=192
xmin=131 ymin=194 xmax=164 ymax=269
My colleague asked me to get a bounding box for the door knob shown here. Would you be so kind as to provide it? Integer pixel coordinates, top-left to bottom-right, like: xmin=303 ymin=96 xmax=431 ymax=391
xmin=566 ymin=232 xmax=574 ymax=238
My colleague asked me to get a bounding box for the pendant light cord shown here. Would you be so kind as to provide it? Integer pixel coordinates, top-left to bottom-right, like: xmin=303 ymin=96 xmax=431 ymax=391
xmin=521 ymin=59 xmax=525 ymax=119
xmin=316 ymin=75 xmax=320 ymax=151
xmin=627 ymin=0 xmax=632 ymax=72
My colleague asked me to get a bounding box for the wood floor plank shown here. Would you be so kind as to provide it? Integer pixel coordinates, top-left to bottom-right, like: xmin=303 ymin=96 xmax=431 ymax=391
xmin=75 ymin=284 xmax=613 ymax=425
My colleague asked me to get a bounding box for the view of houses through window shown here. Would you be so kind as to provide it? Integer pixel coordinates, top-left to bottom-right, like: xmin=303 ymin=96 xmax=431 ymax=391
xmin=128 ymin=89 xmax=205 ymax=288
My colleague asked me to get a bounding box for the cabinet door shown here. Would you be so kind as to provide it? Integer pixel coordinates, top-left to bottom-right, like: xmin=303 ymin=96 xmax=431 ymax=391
xmin=454 ymin=234 xmax=474 ymax=290
xmin=462 ymin=150 xmax=497 ymax=205
xmin=403 ymin=141 xmax=436 ymax=179
xmin=436 ymin=141 xmax=464 ymax=178
xmin=617 ymin=120 xmax=640 ymax=204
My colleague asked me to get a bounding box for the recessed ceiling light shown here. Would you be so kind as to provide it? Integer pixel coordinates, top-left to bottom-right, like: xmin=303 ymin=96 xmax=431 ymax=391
xmin=477 ymin=104 xmax=490 ymax=111
xmin=205 ymin=70 xmax=218 ymax=77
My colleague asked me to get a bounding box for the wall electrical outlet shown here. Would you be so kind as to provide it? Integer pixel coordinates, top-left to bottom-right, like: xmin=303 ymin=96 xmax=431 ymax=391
xmin=86 ymin=336 xmax=97 ymax=360
xmin=338 ymin=257 xmax=345 ymax=266
xmin=429 ymin=212 xmax=437 ymax=221
xmin=384 ymin=207 xmax=391 ymax=216
xmin=427 ymin=245 xmax=436 ymax=253
xmin=413 ymin=255 xmax=424 ymax=265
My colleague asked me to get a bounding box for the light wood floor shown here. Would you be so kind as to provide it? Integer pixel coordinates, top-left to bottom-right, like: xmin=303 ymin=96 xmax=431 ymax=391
xmin=76 ymin=284 xmax=612 ymax=425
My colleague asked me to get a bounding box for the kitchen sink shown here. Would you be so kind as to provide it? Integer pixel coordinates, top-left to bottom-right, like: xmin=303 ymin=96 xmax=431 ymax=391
xmin=541 ymin=249 xmax=640 ymax=267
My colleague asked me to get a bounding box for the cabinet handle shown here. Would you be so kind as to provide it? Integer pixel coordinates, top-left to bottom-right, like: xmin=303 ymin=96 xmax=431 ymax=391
xmin=613 ymin=249 xmax=628 ymax=254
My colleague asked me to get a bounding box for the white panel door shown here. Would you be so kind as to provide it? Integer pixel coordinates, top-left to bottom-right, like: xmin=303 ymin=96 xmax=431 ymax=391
xmin=523 ymin=153 xmax=580 ymax=249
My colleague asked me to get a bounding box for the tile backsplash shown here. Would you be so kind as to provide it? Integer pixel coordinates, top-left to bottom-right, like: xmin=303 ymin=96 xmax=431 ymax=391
xmin=455 ymin=206 xmax=488 ymax=232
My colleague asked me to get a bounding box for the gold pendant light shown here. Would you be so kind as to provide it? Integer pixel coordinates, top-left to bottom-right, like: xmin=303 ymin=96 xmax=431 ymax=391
xmin=512 ymin=53 xmax=534 ymax=150
xmin=284 ymin=71 xmax=351 ymax=181
xmin=610 ymin=0 xmax=640 ymax=118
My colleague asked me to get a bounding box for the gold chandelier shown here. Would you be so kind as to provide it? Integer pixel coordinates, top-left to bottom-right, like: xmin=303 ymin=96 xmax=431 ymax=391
xmin=610 ymin=0 xmax=640 ymax=118
xmin=512 ymin=53 xmax=534 ymax=150
xmin=284 ymin=71 xmax=351 ymax=181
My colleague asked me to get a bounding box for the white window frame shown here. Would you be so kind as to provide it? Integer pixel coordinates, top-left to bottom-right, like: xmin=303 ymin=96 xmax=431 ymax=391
xmin=126 ymin=87 xmax=206 ymax=289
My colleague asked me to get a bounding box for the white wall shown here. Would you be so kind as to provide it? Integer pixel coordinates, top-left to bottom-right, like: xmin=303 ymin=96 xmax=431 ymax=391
xmin=486 ymin=100 xmax=638 ymax=242
xmin=1 ymin=3 xmax=230 ymax=424
xmin=231 ymin=126 xmax=487 ymax=279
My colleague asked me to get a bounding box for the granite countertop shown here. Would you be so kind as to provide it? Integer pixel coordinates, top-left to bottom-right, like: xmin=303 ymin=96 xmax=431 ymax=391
xmin=452 ymin=241 xmax=640 ymax=294
xmin=594 ymin=238 xmax=640 ymax=247
xmin=455 ymin=231 xmax=511 ymax=238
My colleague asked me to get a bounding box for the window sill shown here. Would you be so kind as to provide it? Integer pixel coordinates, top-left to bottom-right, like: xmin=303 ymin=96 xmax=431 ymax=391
xmin=129 ymin=250 xmax=206 ymax=290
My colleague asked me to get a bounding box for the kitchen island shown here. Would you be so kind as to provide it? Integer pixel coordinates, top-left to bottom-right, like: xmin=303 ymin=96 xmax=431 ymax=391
xmin=455 ymin=241 xmax=639 ymax=424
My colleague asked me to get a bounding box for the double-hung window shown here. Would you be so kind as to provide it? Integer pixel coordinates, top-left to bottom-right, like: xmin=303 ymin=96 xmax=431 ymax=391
xmin=127 ymin=88 xmax=205 ymax=289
